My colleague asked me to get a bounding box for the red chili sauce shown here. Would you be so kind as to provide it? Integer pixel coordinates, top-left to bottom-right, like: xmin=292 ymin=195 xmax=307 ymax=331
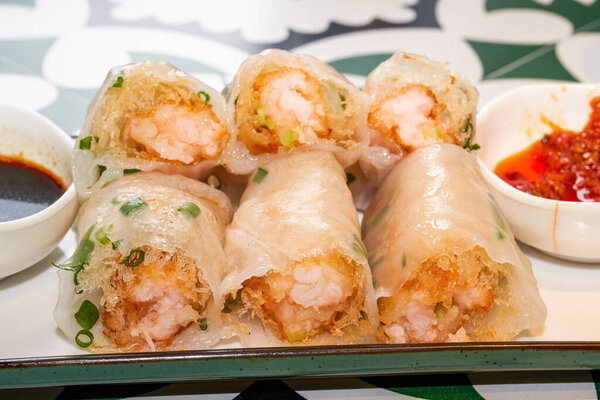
xmin=494 ymin=96 xmax=600 ymax=202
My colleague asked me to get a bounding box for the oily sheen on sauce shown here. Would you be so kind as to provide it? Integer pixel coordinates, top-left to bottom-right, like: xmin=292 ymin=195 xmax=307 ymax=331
xmin=494 ymin=96 xmax=600 ymax=202
xmin=0 ymin=155 xmax=66 ymax=222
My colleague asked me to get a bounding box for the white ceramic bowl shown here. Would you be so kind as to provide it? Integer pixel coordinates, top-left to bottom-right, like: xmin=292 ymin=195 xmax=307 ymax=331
xmin=0 ymin=105 xmax=78 ymax=278
xmin=477 ymin=83 xmax=600 ymax=263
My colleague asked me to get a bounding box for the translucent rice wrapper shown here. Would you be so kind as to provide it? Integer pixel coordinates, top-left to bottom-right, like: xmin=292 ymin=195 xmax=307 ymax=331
xmin=362 ymin=144 xmax=546 ymax=342
xmin=221 ymin=151 xmax=378 ymax=346
xmin=55 ymin=172 xmax=232 ymax=352
xmin=358 ymin=52 xmax=478 ymax=184
xmin=222 ymin=49 xmax=366 ymax=175
xmin=73 ymin=61 xmax=231 ymax=200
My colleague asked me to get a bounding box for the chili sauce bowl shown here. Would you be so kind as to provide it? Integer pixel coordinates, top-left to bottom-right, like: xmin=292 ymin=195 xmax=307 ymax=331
xmin=476 ymin=83 xmax=600 ymax=263
xmin=0 ymin=105 xmax=78 ymax=278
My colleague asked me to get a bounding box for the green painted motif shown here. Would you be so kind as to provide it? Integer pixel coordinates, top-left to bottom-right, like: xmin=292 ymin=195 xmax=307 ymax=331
xmin=328 ymin=54 xmax=392 ymax=76
xmin=366 ymin=374 xmax=485 ymax=399
xmin=486 ymin=0 xmax=600 ymax=30
xmin=467 ymin=40 xmax=545 ymax=78
xmin=490 ymin=47 xmax=577 ymax=82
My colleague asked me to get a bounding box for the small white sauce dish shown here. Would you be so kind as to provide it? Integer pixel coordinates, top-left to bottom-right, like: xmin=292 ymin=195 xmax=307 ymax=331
xmin=0 ymin=105 xmax=78 ymax=278
xmin=476 ymin=83 xmax=600 ymax=263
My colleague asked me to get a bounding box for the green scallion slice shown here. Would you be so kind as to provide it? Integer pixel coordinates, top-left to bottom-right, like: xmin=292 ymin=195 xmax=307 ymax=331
xmin=221 ymin=84 xmax=230 ymax=100
xmin=371 ymin=205 xmax=390 ymax=227
xmin=256 ymin=104 xmax=276 ymax=130
xmin=124 ymin=249 xmax=145 ymax=267
xmin=74 ymin=300 xmax=99 ymax=330
xmin=279 ymin=127 xmax=299 ymax=148
xmin=119 ymin=197 xmax=147 ymax=216
xmin=111 ymin=197 xmax=121 ymax=205
xmin=75 ymin=329 xmax=94 ymax=348
xmin=53 ymin=225 xmax=96 ymax=272
xmin=112 ymin=76 xmax=124 ymax=88
xmin=79 ymin=136 xmax=93 ymax=150
xmin=111 ymin=239 xmax=123 ymax=250
xmin=253 ymin=167 xmax=268 ymax=183
xmin=287 ymin=330 xmax=307 ymax=342
xmin=178 ymin=202 xmax=201 ymax=218
xmin=94 ymin=227 xmax=111 ymax=245
xmin=197 ymin=90 xmax=211 ymax=104
xmin=123 ymin=168 xmax=141 ymax=174
xmin=97 ymin=164 xmax=107 ymax=177
xmin=339 ymin=92 xmax=347 ymax=110
xmin=199 ymin=318 xmax=208 ymax=331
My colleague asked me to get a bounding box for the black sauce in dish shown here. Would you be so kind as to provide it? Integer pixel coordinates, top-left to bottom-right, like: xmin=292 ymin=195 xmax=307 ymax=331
xmin=0 ymin=155 xmax=66 ymax=222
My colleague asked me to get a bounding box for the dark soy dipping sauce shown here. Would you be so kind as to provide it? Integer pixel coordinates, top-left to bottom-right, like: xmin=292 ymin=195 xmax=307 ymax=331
xmin=0 ymin=155 xmax=66 ymax=222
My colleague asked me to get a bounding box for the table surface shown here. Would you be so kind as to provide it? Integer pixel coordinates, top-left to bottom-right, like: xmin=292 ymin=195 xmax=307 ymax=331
xmin=1 ymin=0 xmax=600 ymax=398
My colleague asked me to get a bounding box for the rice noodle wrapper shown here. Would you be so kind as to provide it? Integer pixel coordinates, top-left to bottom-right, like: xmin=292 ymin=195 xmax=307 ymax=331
xmin=358 ymin=52 xmax=478 ymax=185
xmin=55 ymin=172 xmax=232 ymax=352
xmin=223 ymin=49 xmax=367 ymax=175
xmin=222 ymin=151 xmax=378 ymax=345
xmin=73 ymin=61 xmax=231 ymax=200
xmin=362 ymin=144 xmax=546 ymax=342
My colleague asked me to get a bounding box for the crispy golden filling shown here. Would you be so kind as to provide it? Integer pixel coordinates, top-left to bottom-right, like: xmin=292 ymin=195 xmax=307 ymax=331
xmin=238 ymin=256 xmax=364 ymax=342
xmin=100 ymin=248 xmax=211 ymax=351
xmin=234 ymin=67 xmax=332 ymax=154
xmin=367 ymin=83 xmax=450 ymax=152
xmin=377 ymin=247 xmax=507 ymax=343
xmin=91 ymin=70 xmax=229 ymax=164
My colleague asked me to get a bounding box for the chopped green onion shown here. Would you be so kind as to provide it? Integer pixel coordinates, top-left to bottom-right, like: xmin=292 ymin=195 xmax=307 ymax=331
xmin=221 ymin=84 xmax=231 ymax=100
xmin=424 ymin=126 xmax=442 ymax=139
xmin=111 ymin=197 xmax=121 ymax=205
xmin=346 ymin=172 xmax=356 ymax=186
xmin=462 ymin=115 xmax=480 ymax=151
xmin=368 ymin=255 xmax=384 ymax=269
xmin=199 ymin=318 xmax=208 ymax=331
xmin=119 ymin=197 xmax=147 ymax=216
xmin=124 ymin=249 xmax=145 ymax=267
xmin=207 ymin=175 xmax=221 ymax=190
xmin=94 ymin=227 xmax=111 ymax=245
xmin=234 ymin=96 xmax=238 ymax=106
xmin=53 ymin=225 xmax=96 ymax=272
xmin=74 ymin=300 xmax=99 ymax=330
xmin=256 ymin=104 xmax=276 ymax=130
xmin=287 ymin=330 xmax=307 ymax=342
xmin=197 ymin=90 xmax=211 ymax=104
xmin=94 ymin=136 xmax=99 ymax=143
xmin=123 ymin=168 xmax=141 ymax=174
xmin=178 ymin=202 xmax=201 ymax=218
xmin=112 ymin=76 xmax=124 ymax=88
xmin=279 ymin=126 xmax=299 ymax=148
xmin=371 ymin=205 xmax=390 ymax=227
xmin=351 ymin=234 xmax=367 ymax=258
xmin=75 ymin=329 xmax=94 ymax=348
xmin=253 ymin=167 xmax=268 ymax=183
xmin=79 ymin=136 xmax=93 ymax=150
xmin=73 ymin=268 xmax=82 ymax=286
xmin=111 ymin=239 xmax=123 ymax=250
xmin=497 ymin=230 xmax=506 ymax=240
xmin=339 ymin=93 xmax=347 ymax=110
xmin=434 ymin=303 xmax=447 ymax=319
xmin=402 ymin=251 xmax=407 ymax=267
xmin=97 ymin=164 xmax=107 ymax=178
